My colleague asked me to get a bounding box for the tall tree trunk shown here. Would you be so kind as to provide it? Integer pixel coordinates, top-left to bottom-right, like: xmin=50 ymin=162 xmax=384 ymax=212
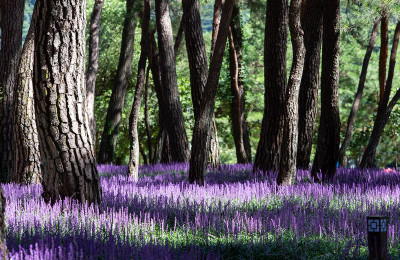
xmin=189 ymin=0 xmax=236 ymax=185
xmin=155 ymin=0 xmax=190 ymax=162
xmin=360 ymin=22 xmax=400 ymax=169
xmin=128 ymin=0 xmax=150 ymax=180
xmin=277 ymin=0 xmax=305 ymax=185
xmin=86 ymin=0 xmax=104 ymax=146
xmin=339 ymin=17 xmax=380 ymax=167
xmin=148 ymin=33 xmax=172 ymax=164
xmin=296 ymin=0 xmax=323 ymax=169
xmin=174 ymin=17 xmax=184 ymax=57
xmin=98 ymin=0 xmax=138 ymax=164
xmin=311 ymin=0 xmax=341 ymax=182
xmin=253 ymin=0 xmax=288 ymax=174
xmin=33 ymin=0 xmax=102 ymax=204
xmin=144 ymin=66 xmax=153 ymax=163
xmin=379 ymin=12 xmax=388 ymax=103
xmin=0 ymin=0 xmax=25 ymax=183
xmin=210 ymin=0 xmax=224 ymax=60
xmin=12 ymin=6 xmax=41 ymax=184
xmin=228 ymin=1 xmax=251 ymax=163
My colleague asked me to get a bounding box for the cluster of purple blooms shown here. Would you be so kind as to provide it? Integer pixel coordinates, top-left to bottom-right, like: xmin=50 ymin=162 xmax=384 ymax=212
xmin=4 ymin=164 xmax=400 ymax=259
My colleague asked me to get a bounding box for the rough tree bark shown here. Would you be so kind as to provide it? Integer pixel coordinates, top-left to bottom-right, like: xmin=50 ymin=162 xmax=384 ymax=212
xmin=0 ymin=0 xmax=25 ymax=183
xmin=253 ymin=0 xmax=288 ymax=174
xmin=277 ymin=0 xmax=305 ymax=185
xmin=144 ymin=66 xmax=153 ymax=163
xmin=12 ymin=6 xmax=41 ymax=184
xmin=228 ymin=1 xmax=251 ymax=164
xmin=155 ymin=0 xmax=190 ymax=162
xmin=128 ymin=0 xmax=150 ymax=180
xmin=296 ymin=0 xmax=323 ymax=169
xmin=379 ymin=12 xmax=388 ymax=103
xmin=86 ymin=0 xmax=104 ymax=146
xmin=311 ymin=0 xmax=341 ymax=181
xmin=33 ymin=0 xmax=102 ymax=204
xmin=360 ymin=22 xmax=400 ymax=169
xmin=98 ymin=0 xmax=137 ymax=164
xmin=189 ymin=0 xmax=236 ymax=185
xmin=339 ymin=17 xmax=380 ymax=167
xmin=210 ymin=0 xmax=224 ymax=60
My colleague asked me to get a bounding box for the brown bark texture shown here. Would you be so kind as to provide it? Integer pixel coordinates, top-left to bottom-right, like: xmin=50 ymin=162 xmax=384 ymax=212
xmin=210 ymin=0 xmax=224 ymax=60
xmin=13 ymin=6 xmax=41 ymax=184
xmin=360 ymin=22 xmax=400 ymax=169
xmin=155 ymin=0 xmax=190 ymax=162
xmin=189 ymin=0 xmax=236 ymax=185
xmin=128 ymin=0 xmax=151 ymax=180
xmin=296 ymin=0 xmax=323 ymax=169
xmin=98 ymin=0 xmax=137 ymax=164
xmin=144 ymin=66 xmax=153 ymax=163
xmin=253 ymin=0 xmax=287 ymax=174
xmin=277 ymin=0 xmax=305 ymax=185
xmin=228 ymin=2 xmax=251 ymax=164
xmin=339 ymin=17 xmax=380 ymax=167
xmin=379 ymin=13 xmax=388 ymax=103
xmin=311 ymin=0 xmax=341 ymax=181
xmin=0 ymin=0 xmax=25 ymax=183
xmin=86 ymin=0 xmax=104 ymax=146
xmin=33 ymin=0 xmax=102 ymax=204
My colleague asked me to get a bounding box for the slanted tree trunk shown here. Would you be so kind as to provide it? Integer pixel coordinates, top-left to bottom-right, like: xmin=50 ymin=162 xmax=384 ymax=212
xmin=98 ymin=0 xmax=138 ymax=164
xmin=12 ymin=6 xmax=41 ymax=184
xmin=144 ymin=66 xmax=153 ymax=163
xmin=253 ymin=0 xmax=288 ymax=174
xmin=277 ymin=0 xmax=305 ymax=185
xmin=155 ymin=0 xmax=190 ymax=162
xmin=360 ymin=22 xmax=400 ymax=169
xmin=128 ymin=0 xmax=150 ymax=180
xmin=33 ymin=0 xmax=102 ymax=204
xmin=174 ymin=17 xmax=184 ymax=57
xmin=228 ymin=1 xmax=251 ymax=163
xmin=86 ymin=0 xmax=104 ymax=146
xmin=0 ymin=0 xmax=25 ymax=183
xmin=311 ymin=0 xmax=341 ymax=181
xmin=339 ymin=17 xmax=380 ymax=167
xmin=189 ymin=0 xmax=236 ymax=185
xmin=210 ymin=0 xmax=224 ymax=60
xmin=296 ymin=0 xmax=323 ymax=169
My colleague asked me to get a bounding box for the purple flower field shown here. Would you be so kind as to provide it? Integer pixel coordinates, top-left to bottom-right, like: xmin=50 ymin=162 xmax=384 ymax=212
xmin=4 ymin=164 xmax=400 ymax=259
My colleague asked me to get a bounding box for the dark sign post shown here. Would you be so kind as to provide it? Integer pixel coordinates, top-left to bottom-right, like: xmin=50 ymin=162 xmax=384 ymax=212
xmin=367 ymin=215 xmax=389 ymax=260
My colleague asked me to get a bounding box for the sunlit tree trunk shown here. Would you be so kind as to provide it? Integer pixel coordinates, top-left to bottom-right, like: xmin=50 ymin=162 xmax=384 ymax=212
xmin=311 ymin=0 xmax=341 ymax=181
xmin=98 ymin=0 xmax=138 ymax=164
xmin=128 ymin=0 xmax=151 ymax=180
xmin=0 ymin=0 xmax=25 ymax=182
xmin=277 ymin=0 xmax=305 ymax=185
xmin=13 ymin=5 xmax=41 ymax=184
xmin=33 ymin=0 xmax=102 ymax=204
xmin=155 ymin=0 xmax=190 ymax=162
xmin=86 ymin=0 xmax=104 ymax=146
xmin=253 ymin=0 xmax=288 ymax=174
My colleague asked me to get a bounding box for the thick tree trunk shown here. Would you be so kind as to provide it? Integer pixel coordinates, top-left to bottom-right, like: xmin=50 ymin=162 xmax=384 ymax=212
xmin=210 ymin=0 xmax=224 ymax=60
xmin=228 ymin=2 xmax=251 ymax=163
xmin=296 ymin=0 xmax=323 ymax=169
xmin=98 ymin=0 xmax=137 ymax=164
xmin=311 ymin=0 xmax=341 ymax=181
xmin=379 ymin=13 xmax=388 ymax=103
xmin=253 ymin=0 xmax=287 ymax=174
xmin=0 ymin=0 xmax=25 ymax=183
xmin=277 ymin=0 xmax=305 ymax=185
xmin=155 ymin=0 xmax=190 ymax=162
xmin=339 ymin=17 xmax=380 ymax=167
xmin=189 ymin=0 xmax=235 ymax=185
xmin=86 ymin=0 xmax=104 ymax=146
xmin=12 ymin=8 xmax=41 ymax=184
xmin=144 ymin=66 xmax=153 ymax=163
xmin=128 ymin=0 xmax=150 ymax=180
xmin=33 ymin=0 xmax=102 ymax=204
xmin=360 ymin=22 xmax=400 ymax=169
